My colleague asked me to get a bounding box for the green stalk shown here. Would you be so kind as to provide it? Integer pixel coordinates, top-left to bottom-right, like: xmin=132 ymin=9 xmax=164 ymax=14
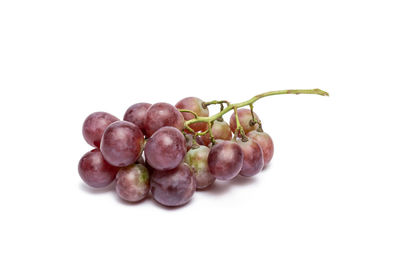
xmin=183 ymin=89 xmax=329 ymax=131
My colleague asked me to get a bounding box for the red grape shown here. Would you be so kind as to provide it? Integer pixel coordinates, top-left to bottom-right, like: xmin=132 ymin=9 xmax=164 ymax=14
xmin=123 ymin=102 xmax=151 ymax=132
xmin=100 ymin=121 xmax=144 ymax=167
xmin=229 ymin=108 xmax=260 ymax=134
xmin=144 ymin=126 xmax=186 ymax=171
xmin=236 ymin=138 xmax=264 ymax=177
xmin=201 ymin=119 xmax=232 ymax=146
xmin=116 ymin=164 xmax=150 ymax=202
xmin=78 ymin=149 xmax=119 ymax=188
xmin=175 ymin=97 xmax=209 ymax=132
xmin=151 ymin=163 xmax=196 ymax=207
xmin=184 ymin=146 xmax=216 ymax=189
xmin=144 ymin=102 xmax=184 ymax=137
xmin=247 ymin=130 xmax=274 ymax=167
xmin=82 ymin=112 xmax=119 ymax=147
xmin=208 ymin=141 xmax=243 ymax=180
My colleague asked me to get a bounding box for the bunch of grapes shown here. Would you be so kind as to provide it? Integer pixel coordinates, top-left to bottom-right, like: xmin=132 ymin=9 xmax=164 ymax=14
xmin=78 ymin=89 xmax=328 ymax=207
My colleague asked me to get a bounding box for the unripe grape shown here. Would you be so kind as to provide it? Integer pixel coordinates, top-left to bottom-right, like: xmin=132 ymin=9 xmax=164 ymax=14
xmin=116 ymin=164 xmax=150 ymax=202
xmin=247 ymin=130 xmax=274 ymax=167
xmin=175 ymin=97 xmax=209 ymax=132
xmin=208 ymin=141 xmax=243 ymax=180
xmin=185 ymin=146 xmax=216 ymax=189
xmin=78 ymin=149 xmax=119 ymax=188
xmin=144 ymin=102 xmax=184 ymax=137
xmin=100 ymin=121 xmax=144 ymax=167
xmin=82 ymin=112 xmax=119 ymax=147
xmin=229 ymin=108 xmax=260 ymax=134
xmin=151 ymin=163 xmax=196 ymax=207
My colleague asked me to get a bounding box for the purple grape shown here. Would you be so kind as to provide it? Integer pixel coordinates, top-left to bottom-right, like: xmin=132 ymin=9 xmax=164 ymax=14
xmin=236 ymin=138 xmax=264 ymax=177
xmin=78 ymin=149 xmax=119 ymax=188
xmin=82 ymin=112 xmax=119 ymax=147
xmin=123 ymin=102 xmax=151 ymax=132
xmin=208 ymin=141 xmax=243 ymax=180
xmin=247 ymin=130 xmax=274 ymax=167
xmin=116 ymin=164 xmax=150 ymax=202
xmin=201 ymin=119 xmax=232 ymax=146
xmin=100 ymin=121 xmax=144 ymax=167
xmin=229 ymin=108 xmax=260 ymax=134
xmin=144 ymin=126 xmax=186 ymax=171
xmin=184 ymin=146 xmax=216 ymax=189
xmin=144 ymin=102 xmax=184 ymax=137
xmin=151 ymin=163 xmax=196 ymax=207
xmin=175 ymin=97 xmax=209 ymax=132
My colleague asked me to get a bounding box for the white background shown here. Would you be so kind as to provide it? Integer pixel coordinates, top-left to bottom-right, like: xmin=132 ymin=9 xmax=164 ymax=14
xmin=1 ymin=1 xmax=399 ymax=266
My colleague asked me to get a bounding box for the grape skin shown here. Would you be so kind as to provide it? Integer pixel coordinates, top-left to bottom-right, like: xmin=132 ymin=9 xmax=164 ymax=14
xmin=123 ymin=103 xmax=151 ymax=132
xmin=144 ymin=126 xmax=186 ymax=171
xmin=184 ymin=146 xmax=216 ymax=189
xmin=82 ymin=112 xmax=119 ymax=147
xmin=247 ymin=130 xmax=274 ymax=167
xmin=151 ymin=163 xmax=196 ymax=207
xmin=100 ymin=121 xmax=144 ymax=167
xmin=201 ymin=119 xmax=232 ymax=146
xmin=175 ymin=97 xmax=209 ymax=132
xmin=116 ymin=164 xmax=150 ymax=202
xmin=236 ymin=138 xmax=264 ymax=177
xmin=207 ymin=141 xmax=244 ymax=180
xmin=144 ymin=102 xmax=184 ymax=137
xmin=78 ymin=149 xmax=119 ymax=188
xmin=229 ymin=108 xmax=260 ymax=134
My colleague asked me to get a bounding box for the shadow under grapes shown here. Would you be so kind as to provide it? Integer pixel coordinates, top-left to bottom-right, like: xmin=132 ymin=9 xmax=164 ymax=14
xmin=201 ymin=174 xmax=259 ymax=196
xmin=79 ymin=181 xmax=116 ymax=194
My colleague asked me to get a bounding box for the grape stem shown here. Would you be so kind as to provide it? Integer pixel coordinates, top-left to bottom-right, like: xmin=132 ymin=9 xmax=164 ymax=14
xmin=233 ymin=106 xmax=248 ymax=141
xmin=202 ymin=100 xmax=230 ymax=109
xmin=179 ymin=109 xmax=198 ymax=118
xmin=181 ymin=88 xmax=329 ymax=137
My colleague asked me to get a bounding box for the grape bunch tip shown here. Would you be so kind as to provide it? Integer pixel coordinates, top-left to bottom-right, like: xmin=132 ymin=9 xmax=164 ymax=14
xmin=78 ymin=89 xmax=329 ymax=207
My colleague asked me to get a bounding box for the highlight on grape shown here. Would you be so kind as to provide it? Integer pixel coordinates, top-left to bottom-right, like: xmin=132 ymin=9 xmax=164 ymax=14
xmin=78 ymin=89 xmax=329 ymax=207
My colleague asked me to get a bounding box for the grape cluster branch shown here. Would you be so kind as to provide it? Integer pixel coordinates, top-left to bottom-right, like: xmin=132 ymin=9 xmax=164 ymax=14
xmin=181 ymin=89 xmax=329 ymax=136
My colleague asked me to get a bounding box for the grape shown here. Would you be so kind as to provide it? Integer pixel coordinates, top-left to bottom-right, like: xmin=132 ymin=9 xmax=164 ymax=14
xmin=175 ymin=97 xmax=209 ymax=132
xmin=82 ymin=112 xmax=119 ymax=147
xmin=144 ymin=102 xmax=184 ymax=137
xmin=78 ymin=149 xmax=119 ymax=188
xmin=123 ymin=103 xmax=151 ymax=132
xmin=151 ymin=163 xmax=196 ymax=207
xmin=229 ymin=108 xmax=260 ymax=134
xmin=201 ymin=119 xmax=232 ymax=146
xmin=100 ymin=121 xmax=144 ymax=167
xmin=144 ymin=126 xmax=186 ymax=171
xmin=184 ymin=146 xmax=216 ymax=189
xmin=207 ymin=141 xmax=243 ymax=180
xmin=236 ymin=138 xmax=264 ymax=177
xmin=247 ymin=130 xmax=274 ymax=167
xmin=116 ymin=164 xmax=150 ymax=202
